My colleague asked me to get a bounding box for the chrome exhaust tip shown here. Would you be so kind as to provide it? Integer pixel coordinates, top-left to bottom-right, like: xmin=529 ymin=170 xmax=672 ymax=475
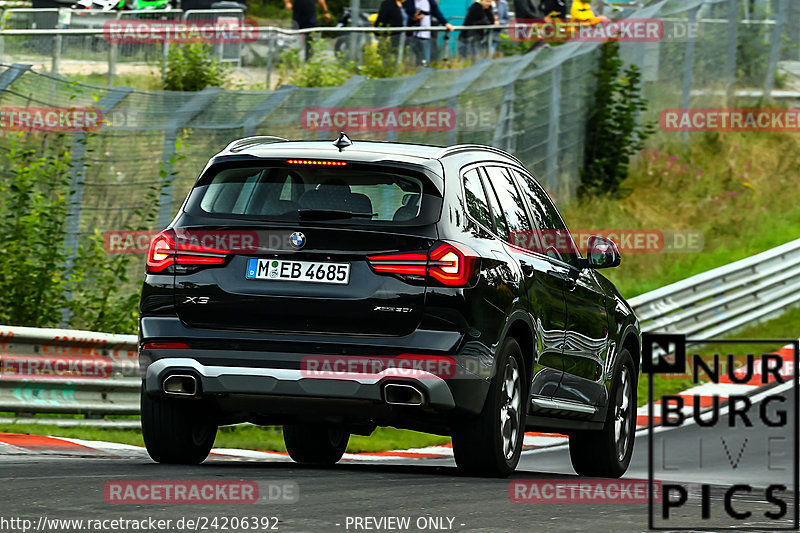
xmin=162 ymin=374 xmax=198 ymax=396
xmin=384 ymin=383 xmax=424 ymax=406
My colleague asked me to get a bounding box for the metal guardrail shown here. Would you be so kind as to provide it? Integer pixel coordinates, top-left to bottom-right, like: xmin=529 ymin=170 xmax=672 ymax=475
xmin=2 ymin=238 xmax=800 ymax=424
xmin=629 ymin=238 xmax=800 ymax=341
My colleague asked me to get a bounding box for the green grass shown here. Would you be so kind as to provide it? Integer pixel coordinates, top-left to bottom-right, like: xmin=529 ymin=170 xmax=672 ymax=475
xmin=561 ymin=130 xmax=800 ymax=298
xmin=637 ymin=304 xmax=800 ymax=406
xmin=0 ymin=422 xmax=449 ymax=454
xmin=67 ymin=72 xmax=163 ymax=91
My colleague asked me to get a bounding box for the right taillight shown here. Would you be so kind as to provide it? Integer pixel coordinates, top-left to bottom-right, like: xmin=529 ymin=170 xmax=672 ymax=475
xmin=367 ymin=242 xmax=478 ymax=287
xmin=428 ymin=242 xmax=478 ymax=286
xmin=146 ymin=229 xmax=230 ymax=274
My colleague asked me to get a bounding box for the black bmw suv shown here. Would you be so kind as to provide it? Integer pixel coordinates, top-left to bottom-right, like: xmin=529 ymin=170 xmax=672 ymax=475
xmin=139 ymin=135 xmax=641 ymax=478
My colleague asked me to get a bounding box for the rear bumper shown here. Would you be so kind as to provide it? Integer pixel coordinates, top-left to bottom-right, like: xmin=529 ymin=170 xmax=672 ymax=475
xmin=144 ymin=357 xmax=456 ymax=409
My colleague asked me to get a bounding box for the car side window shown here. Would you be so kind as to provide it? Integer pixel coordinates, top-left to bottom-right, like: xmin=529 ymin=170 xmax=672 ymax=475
xmin=462 ymin=168 xmax=493 ymax=230
xmin=480 ymin=169 xmax=510 ymax=241
xmin=511 ymin=169 xmax=581 ymax=266
xmin=483 ymin=166 xmax=533 ymax=247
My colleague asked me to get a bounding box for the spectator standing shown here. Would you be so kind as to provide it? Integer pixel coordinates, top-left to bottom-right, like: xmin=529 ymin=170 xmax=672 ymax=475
xmin=376 ymin=0 xmax=408 ymax=48
xmin=403 ymin=0 xmax=454 ymax=66
xmin=458 ymin=0 xmax=496 ymax=58
xmin=285 ymin=0 xmax=332 ymax=60
xmin=490 ymin=0 xmax=509 ymax=54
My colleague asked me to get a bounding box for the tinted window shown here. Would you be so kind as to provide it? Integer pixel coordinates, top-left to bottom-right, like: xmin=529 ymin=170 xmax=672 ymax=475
xmin=512 ymin=169 xmax=580 ymax=264
xmin=192 ymin=165 xmax=431 ymax=224
xmin=481 ymin=170 xmax=509 ymax=240
xmin=462 ymin=169 xmax=492 ymax=229
xmin=484 ymin=167 xmax=532 ymax=247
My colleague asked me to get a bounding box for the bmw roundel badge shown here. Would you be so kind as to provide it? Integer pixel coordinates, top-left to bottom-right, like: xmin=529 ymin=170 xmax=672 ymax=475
xmin=290 ymin=231 xmax=306 ymax=250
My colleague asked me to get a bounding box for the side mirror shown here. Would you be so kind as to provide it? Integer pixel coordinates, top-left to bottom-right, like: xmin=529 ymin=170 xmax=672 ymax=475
xmin=586 ymin=235 xmax=621 ymax=269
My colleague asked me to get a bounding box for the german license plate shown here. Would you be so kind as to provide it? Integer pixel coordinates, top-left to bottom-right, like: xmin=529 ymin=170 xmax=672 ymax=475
xmin=246 ymin=258 xmax=350 ymax=284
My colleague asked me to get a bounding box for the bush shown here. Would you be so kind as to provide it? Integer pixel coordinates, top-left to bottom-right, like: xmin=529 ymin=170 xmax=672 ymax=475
xmin=281 ymin=38 xmax=354 ymax=87
xmin=358 ymin=37 xmax=408 ymax=79
xmin=162 ymin=43 xmax=228 ymax=92
xmin=0 ymin=132 xmax=175 ymax=333
xmin=580 ymin=41 xmax=653 ymax=198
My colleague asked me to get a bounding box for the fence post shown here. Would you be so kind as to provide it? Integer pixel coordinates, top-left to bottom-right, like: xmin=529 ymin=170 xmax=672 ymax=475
xmin=51 ymin=33 xmax=61 ymax=76
xmin=681 ymin=6 xmax=699 ymax=142
xmin=443 ymin=60 xmax=492 ymax=145
xmin=725 ymin=0 xmax=739 ymax=102
xmin=545 ymin=64 xmax=562 ymax=192
xmin=0 ymin=63 xmax=30 ymax=92
xmin=265 ymin=30 xmax=272 ymax=89
xmin=314 ymin=75 xmax=367 ymax=141
xmin=156 ymin=87 xmax=222 ymax=229
xmin=764 ymin=0 xmax=786 ymax=99
xmin=60 ymin=87 xmax=133 ymax=327
xmin=243 ymin=85 xmax=297 ymax=137
xmin=491 ymin=83 xmax=515 ymax=153
xmin=397 ymin=31 xmax=406 ymax=65
xmin=349 ymin=0 xmax=360 ymax=63
xmin=108 ymin=41 xmax=117 ymax=88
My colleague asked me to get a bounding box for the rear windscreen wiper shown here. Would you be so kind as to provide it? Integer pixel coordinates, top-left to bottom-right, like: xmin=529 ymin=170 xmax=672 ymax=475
xmin=297 ymin=209 xmax=377 ymax=220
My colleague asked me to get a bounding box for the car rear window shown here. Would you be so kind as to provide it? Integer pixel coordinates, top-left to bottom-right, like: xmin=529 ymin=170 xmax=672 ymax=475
xmin=186 ymin=164 xmax=441 ymax=225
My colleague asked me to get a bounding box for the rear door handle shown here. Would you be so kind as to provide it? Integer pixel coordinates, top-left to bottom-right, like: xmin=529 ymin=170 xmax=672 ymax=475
xmin=565 ymin=277 xmax=577 ymax=291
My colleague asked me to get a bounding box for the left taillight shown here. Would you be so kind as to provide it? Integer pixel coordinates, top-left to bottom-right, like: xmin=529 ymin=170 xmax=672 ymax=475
xmin=146 ymin=229 xmax=230 ymax=274
xmin=367 ymin=242 xmax=478 ymax=287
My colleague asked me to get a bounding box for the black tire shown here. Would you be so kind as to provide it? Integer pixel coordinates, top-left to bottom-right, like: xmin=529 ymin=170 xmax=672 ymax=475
xmin=452 ymin=338 xmax=526 ymax=477
xmin=141 ymin=389 xmax=216 ymax=465
xmin=569 ymin=349 xmax=637 ymax=478
xmin=283 ymin=423 xmax=349 ymax=465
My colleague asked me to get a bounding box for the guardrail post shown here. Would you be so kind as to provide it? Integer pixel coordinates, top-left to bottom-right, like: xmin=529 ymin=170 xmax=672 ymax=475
xmin=157 ymin=87 xmax=222 ymax=229
xmin=545 ymin=64 xmax=562 ymax=192
xmin=725 ymin=0 xmax=739 ymax=102
xmin=680 ymin=6 xmax=699 ymax=143
xmin=764 ymin=0 xmax=786 ymax=99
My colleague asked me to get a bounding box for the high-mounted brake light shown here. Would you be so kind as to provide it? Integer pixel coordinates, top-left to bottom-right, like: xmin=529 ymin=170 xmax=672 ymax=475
xmin=146 ymin=229 xmax=230 ymax=274
xmin=367 ymin=242 xmax=478 ymax=287
xmin=286 ymin=159 xmax=347 ymax=166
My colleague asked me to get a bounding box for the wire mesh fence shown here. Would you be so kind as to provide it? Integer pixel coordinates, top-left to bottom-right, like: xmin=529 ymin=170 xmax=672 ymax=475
xmin=0 ymin=0 xmax=792 ymax=301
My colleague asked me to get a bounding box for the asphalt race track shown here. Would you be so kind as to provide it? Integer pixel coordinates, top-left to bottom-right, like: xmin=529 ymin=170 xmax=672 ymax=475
xmin=1 ymin=384 xmax=795 ymax=532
